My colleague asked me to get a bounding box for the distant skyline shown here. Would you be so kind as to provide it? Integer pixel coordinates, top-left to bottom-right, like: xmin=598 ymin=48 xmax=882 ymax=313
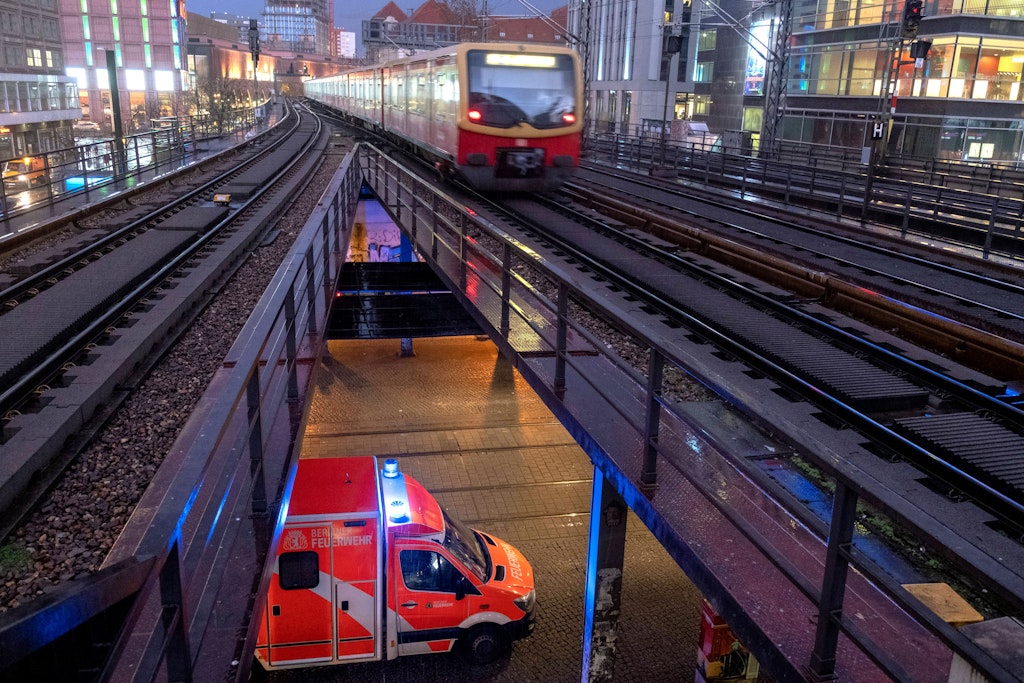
xmin=188 ymin=0 xmax=565 ymax=32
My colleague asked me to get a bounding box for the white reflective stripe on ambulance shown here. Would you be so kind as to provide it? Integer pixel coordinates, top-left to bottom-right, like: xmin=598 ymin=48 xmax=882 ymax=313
xmin=335 ymin=580 xmax=377 ymax=638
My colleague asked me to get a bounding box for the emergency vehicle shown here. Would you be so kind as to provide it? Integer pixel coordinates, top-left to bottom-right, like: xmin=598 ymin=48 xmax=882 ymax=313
xmin=253 ymin=456 xmax=537 ymax=671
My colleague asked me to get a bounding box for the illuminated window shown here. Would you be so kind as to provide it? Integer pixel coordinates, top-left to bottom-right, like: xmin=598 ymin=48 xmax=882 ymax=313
xmin=125 ymin=69 xmax=145 ymax=91
xmin=67 ymin=67 xmax=88 ymax=90
xmin=154 ymin=70 xmax=175 ymax=91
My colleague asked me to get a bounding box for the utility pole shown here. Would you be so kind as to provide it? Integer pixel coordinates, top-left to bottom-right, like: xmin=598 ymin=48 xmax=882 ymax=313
xmin=104 ymin=49 xmax=127 ymax=177
xmin=656 ymin=34 xmax=682 ymax=172
xmin=700 ymin=0 xmax=792 ymax=159
xmin=249 ymin=19 xmax=261 ymax=117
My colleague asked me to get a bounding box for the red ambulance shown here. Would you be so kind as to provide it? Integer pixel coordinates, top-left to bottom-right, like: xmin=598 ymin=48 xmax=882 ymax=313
xmin=253 ymin=456 xmax=537 ymax=671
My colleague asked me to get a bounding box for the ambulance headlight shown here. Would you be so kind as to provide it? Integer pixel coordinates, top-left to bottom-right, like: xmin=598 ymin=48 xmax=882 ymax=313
xmin=513 ymin=590 xmax=536 ymax=614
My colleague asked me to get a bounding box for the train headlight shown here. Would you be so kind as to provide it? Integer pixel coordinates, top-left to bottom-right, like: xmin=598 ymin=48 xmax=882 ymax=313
xmin=468 ymin=109 xmax=483 ymax=122
xmin=562 ymin=113 xmax=576 ymax=124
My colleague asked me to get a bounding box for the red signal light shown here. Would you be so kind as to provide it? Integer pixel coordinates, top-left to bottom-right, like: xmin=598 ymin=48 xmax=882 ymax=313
xmin=468 ymin=109 xmax=482 ymax=121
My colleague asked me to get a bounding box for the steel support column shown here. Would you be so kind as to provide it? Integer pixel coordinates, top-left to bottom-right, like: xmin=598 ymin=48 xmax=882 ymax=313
xmin=581 ymin=467 xmax=628 ymax=683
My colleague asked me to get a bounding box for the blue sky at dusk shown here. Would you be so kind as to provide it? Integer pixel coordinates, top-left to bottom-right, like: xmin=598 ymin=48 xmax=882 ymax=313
xmin=185 ymin=0 xmax=565 ymax=34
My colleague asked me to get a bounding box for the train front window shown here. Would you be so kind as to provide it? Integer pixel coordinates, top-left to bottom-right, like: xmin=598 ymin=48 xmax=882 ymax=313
xmin=467 ymin=50 xmax=577 ymax=129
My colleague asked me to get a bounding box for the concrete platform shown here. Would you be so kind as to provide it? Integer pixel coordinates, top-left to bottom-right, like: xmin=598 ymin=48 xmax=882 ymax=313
xmin=273 ymin=335 xmax=703 ymax=682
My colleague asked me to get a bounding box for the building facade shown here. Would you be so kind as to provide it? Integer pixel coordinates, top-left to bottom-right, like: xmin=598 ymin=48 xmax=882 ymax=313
xmin=262 ymin=0 xmax=332 ymax=55
xmin=567 ymin=0 xmax=1024 ymax=162
xmin=0 ymin=0 xmax=79 ymax=159
xmin=361 ymin=0 xmax=565 ymax=63
xmin=60 ymin=0 xmax=190 ymax=133
xmin=784 ymin=0 xmax=1024 ymax=163
xmin=568 ymin=0 xmax=712 ymax=136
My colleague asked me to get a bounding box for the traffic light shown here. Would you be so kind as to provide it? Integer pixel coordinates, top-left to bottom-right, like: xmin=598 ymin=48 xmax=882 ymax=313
xmin=901 ymin=0 xmax=923 ymax=39
xmin=909 ymin=39 xmax=932 ymax=60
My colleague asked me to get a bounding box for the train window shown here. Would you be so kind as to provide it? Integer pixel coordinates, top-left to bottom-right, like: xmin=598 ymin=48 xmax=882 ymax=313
xmin=466 ymin=50 xmax=577 ymax=130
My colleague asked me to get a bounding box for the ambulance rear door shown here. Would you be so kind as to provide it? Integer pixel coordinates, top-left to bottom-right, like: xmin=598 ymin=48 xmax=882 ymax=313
xmin=263 ymin=523 xmax=335 ymax=667
xmin=331 ymin=515 xmax=383 ymax=661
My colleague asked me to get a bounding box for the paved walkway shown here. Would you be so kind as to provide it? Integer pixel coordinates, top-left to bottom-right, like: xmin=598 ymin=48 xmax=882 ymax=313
xmin=278 ymin=335 xmax=703 ymax=683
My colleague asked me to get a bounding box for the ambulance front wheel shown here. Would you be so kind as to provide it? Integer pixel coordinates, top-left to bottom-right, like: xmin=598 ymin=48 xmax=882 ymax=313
xmin=460 ymin=624 xmax=507 ymax=665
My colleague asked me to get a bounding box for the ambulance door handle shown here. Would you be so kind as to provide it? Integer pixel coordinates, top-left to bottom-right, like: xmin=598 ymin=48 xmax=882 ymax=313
xmin=401 ymin=601 xmax=418 ymax=608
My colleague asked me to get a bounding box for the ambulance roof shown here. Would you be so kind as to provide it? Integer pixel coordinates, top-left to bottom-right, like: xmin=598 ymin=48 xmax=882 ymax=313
xmin=287 ymin=456 xmax=380 ymax=517
xmin=388 ymin=473 xmax=445 ymax=537
xmin=285 ymin=457 xmax=445 ymax=538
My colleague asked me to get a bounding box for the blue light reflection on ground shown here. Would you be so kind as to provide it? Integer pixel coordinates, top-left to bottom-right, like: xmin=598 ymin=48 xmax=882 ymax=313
xmin=762 ymin=459 xmax=930 ymax=583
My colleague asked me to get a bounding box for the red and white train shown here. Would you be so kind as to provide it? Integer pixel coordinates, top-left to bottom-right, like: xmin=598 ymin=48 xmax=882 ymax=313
xmin=303 ymin=42 xmax=583 ymax=192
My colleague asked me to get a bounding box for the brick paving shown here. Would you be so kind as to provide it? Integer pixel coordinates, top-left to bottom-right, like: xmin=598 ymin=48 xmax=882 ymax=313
xmin=269 ymin=336 xmax=701 ymax=683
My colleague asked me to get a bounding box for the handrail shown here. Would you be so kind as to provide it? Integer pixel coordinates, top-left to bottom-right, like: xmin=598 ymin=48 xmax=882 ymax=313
xmin=358 ymin=143 xmax=1019 ymax=683
xmin=0 ymin=147 xmax=363 ymax=682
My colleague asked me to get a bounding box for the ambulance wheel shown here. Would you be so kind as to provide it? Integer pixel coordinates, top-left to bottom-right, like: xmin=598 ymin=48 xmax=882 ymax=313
xmin=461 ymin=624 xmax=506 ymax=664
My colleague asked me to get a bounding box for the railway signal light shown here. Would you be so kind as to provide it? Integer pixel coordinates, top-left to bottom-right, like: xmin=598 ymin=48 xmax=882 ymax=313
xmin=909 ymin=39 xmax=932 ymax=60
xmin=902 ymin=0 xmax=923 ymax=39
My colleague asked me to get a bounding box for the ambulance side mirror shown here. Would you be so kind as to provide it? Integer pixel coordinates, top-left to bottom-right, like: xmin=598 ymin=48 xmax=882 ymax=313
xmin=455 ymin=576 xmax=469 ymax=600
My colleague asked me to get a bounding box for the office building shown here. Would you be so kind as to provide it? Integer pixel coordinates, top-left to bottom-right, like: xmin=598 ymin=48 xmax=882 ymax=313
xmin=0 ymin=0 xmax=78 ymax=159
xmin=60 ymin=0 xmax=190 ymax=133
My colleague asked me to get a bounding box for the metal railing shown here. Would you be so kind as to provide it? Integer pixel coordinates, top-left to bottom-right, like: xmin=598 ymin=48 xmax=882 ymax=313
xmin=0 ymin=147 xmax=363 ymax=682
xmin=587 ymin=129 xmax=1024 ymax=260
xmin=358 ymin=143 xmax=1017 ymax=682
xmin=0 ymin=106 xmax=261 ymax=236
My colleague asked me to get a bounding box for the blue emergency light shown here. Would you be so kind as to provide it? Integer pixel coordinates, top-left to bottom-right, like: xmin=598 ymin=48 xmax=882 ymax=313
xmin=381 ymin=458 xmax=410 ymax=524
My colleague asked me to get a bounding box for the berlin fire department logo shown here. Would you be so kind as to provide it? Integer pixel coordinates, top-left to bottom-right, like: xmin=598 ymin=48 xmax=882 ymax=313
xmin=282 ymin=529 xmax=309 ymax=551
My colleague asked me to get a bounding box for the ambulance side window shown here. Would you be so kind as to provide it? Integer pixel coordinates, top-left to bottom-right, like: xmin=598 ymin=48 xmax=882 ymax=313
xmin=400 ymin=549 xmax=463 ymax=593
xmin=279 ymin=551 xmax=319 ymax=590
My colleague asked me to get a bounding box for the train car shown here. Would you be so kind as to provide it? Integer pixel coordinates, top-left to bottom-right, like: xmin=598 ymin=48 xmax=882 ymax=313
xmin=304 ymin=42 xmax=583 ymax=192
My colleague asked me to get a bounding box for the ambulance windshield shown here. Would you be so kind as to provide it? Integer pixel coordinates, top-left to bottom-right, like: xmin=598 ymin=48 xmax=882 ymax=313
xmin=441 ymin=509 xmax=490 ymax=582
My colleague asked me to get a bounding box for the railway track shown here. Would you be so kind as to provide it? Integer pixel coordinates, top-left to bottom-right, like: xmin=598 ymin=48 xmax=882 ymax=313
xmin=349 ymin=146 xmax=1023 ymax=681
xmin=428 ymin=175 xmax=1024 ymax=617
xmin=568 ymin=165 xmax=1024 ymax=380
xmin=0 ymin=100 xmax=326 ymax=537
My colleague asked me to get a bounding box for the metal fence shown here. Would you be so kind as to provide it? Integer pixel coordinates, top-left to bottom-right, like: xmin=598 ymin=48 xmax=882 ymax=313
xmin=0 ymin=107 xmax=261 ymax=234
xmin=0 ymin=145 xmax=363 ymax=683
xmin=358 ymin=143 xmax=1015 ymax=682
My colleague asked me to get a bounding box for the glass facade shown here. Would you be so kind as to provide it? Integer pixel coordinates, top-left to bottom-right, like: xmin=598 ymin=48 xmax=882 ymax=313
xmin=784 ymin=0 xmax=1024 ymax=162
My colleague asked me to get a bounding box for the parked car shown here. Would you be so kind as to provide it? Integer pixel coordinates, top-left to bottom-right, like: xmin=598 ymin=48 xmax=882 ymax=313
xmin=2 ymin=156 xmax=48 ymax=190
xmin=73 ymin=121 xmax=103 ymax=134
